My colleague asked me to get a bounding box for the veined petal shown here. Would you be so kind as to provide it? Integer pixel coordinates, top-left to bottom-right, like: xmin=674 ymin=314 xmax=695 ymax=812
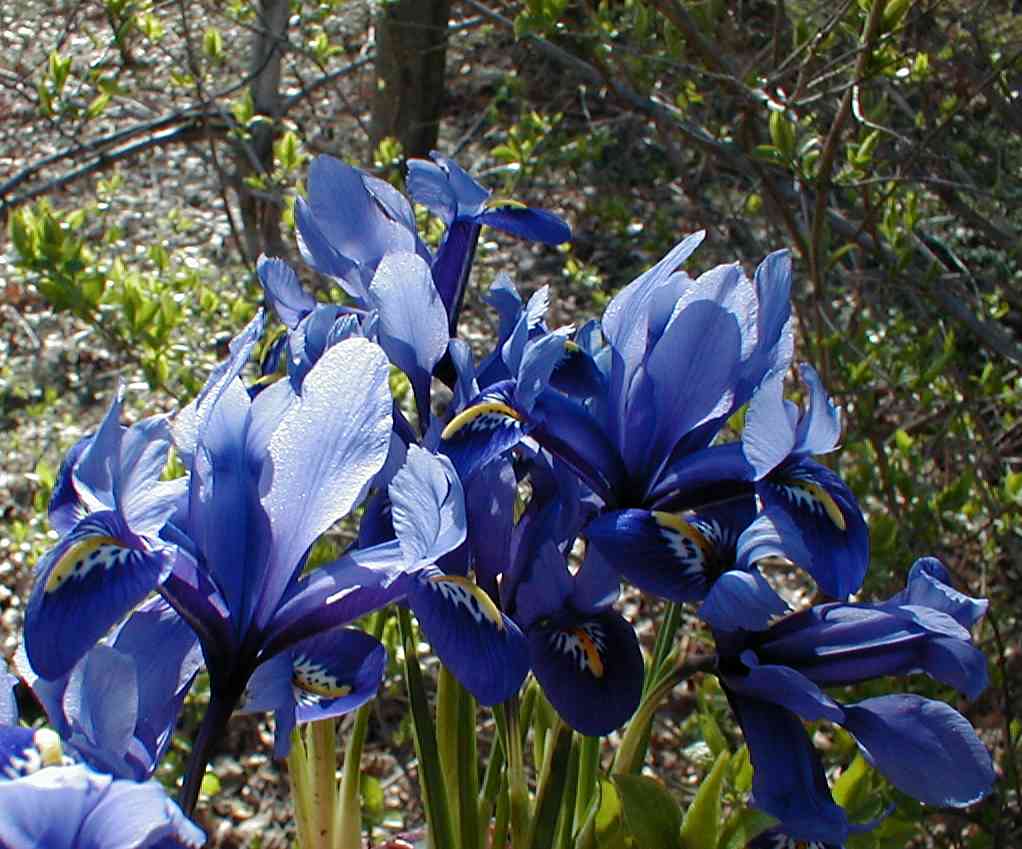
xmin=0 ymin=764 xmax=204 ymax=849
xmin=261 ymin=543 xmax=411 ymax=658
xmin=440 ymin=382 xmax=528 ymax=480
xmin=410 ymin=573 xmax=529 ymax=705
xmin=389 ymin=446 xmax=466 ymax=568
xmin=793 ymin=364 xmax=841 ymax=455
xmin=25 ymin=511 xmax=174 ymax=680
xmin=842 ymin=694 xmax=995 ymax=807
xmin=742 ymin=369 xmax=796 ymax=480
xmin=585 ymin=509 xmax=715 ymax=602
xmin=244 ymin=628 xmax=386 ymax=758
xmin=759 ymin=459 xmax=868 ymax=599
xmin=527 ymin=610 xmax=643 ymax=736
xmin=255 ymin=338 xmax=392 ymax=629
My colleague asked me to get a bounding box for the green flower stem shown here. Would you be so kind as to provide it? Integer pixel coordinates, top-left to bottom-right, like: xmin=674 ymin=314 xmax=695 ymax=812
xmin=527 ymin=721 xmax=573 ymax=849
xmin=573 ymin=734 xmax=600 ymax=827
xmin=288 ymin=728 xmax=316 ymax=849
xmin=436 ymin=665 xmax=462 ymax=827
xmin=477 ymin=727 xmax=505 ymax=848
xmin=496 ymin=700 xmax=531 ymax=849
xmin=456 ymin=681 xmax=481 ymax=849
xmin=398 ymin=606 xmax=458 ymax=849
xmin=644 ymin=602 xmax=682 ymax=697
xmin=337 ymin=611 xmax=388 ymax=849
xmin=491 ymin=774 xmax=511 ymax=849
xmin=553 ymin=733 xmax=581 ymax=849
xmin=337 ymin=704 xmax=371 ymax=849
xmin=308 ymin=719 xmax=339 ymax=849
xmin=613 ymin=653 xmax=717 ymax=776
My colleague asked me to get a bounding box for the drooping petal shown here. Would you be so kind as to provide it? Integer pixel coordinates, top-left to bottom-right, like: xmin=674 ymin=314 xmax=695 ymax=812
xmin=410 ymin=572 xmax=529 ymax=705
xmin=758 ymin=459 xmax=868 ymax=599
xmin=254 ymin=337 xmax=392 ymax=629
xmin=369 ymin=251 xmax=449 ymax=425
xmin=527 ymin=610 xmax=643 ymax=736
xmin=842 ymin=694 xmax=995 ymax=807
xmin=439 ymin=381 xmax=528 ymax=480
xmin=257 ymin=255 xmax=316 ymax=329
xmin=25 ymin=511 xmax=175 ymax=680
xmin=243 ymin=628 xmax=386 ymax=758
xmin=725 ymin=653 xmax=845 ymax=724
xmin=725 ymin=692 xmax=849 ymax=845
xmin=585 ymin=509 xmax=715 ymax=602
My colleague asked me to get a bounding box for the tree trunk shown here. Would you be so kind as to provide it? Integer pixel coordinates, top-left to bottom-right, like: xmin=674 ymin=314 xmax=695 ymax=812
xmin=370 ymin=0 xmax=452 ymax=160
xmin=238 ymin=0 xmax=289 ymax=261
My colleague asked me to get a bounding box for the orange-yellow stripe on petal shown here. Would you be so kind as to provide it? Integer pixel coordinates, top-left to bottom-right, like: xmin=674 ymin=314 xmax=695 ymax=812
xmin=440 ymin=401 xmax=523 ymax=441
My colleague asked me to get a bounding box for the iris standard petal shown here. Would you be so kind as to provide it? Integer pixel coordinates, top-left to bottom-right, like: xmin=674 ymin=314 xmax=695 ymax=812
xmin=369 ymin=251 xmax=449 ymax=425
xmin=25 ymin=511 xmax=175 ymax=680
xmin=842 ymin=694 xmax=995 ymax=807
xmin=793 ymin=364 xmax=841 ymax=455
xmin=389 ymin=446 xmax=466 ymax=568
xmin=742 ymin=369 xmax=796 ymax=480
xmin=527 ymin=610 xmax=643 ymax=736
xmin=410 ymin=572 xmax=529 ymax=705
xmin=255 ymin=337 xmax=392 ymax=630
xmin=257 ymin=255 xmax=316 ymax=329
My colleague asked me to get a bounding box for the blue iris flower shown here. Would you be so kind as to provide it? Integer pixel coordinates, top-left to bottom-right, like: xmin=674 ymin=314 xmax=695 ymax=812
xmin=441 ymin=237 xmax=862 ymax=631
xmin=406 ymin=152 xmax=571 ymax=333
xmin=716 ymin=557 xmax=994 ymax=844
xmin=23 ymin=316 xmax=468 ymax=812
xmin=0 ymin=660 xmax=204 ymax=849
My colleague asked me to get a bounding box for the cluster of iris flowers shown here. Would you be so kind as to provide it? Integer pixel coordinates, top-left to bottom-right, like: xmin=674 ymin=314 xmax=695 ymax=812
xmin=1 ymin=152 xmax=994 ymax=848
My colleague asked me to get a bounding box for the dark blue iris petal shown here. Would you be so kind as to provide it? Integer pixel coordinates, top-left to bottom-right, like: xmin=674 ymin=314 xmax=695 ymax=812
xmin=409 ymin=573 xmax=529 ymax=706
xmin=725 ymin=691 xmax=850 ymax=845
xmin=886 ymin=557 xmax=988 ymax=629
xmin=758 ymin=458 xmax=868 ymax=599
xmin=585 ymin=509 xmax=714 ymax=602
xmin=439 ymin=381 xmax=528 ymax=480
xmin=527 ymin=610 xmax=643 ymax=737
xmin=476 ymin=206 xmax=571 ymax=244
xmin=842 ymin=694 xmax=995 ymax=807
xmin=25 ymin=511 xmax=174 ymax=680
